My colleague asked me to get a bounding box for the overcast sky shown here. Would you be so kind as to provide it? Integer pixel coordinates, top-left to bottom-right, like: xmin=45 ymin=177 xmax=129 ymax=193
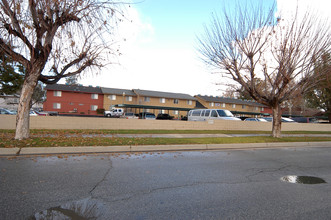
xmin=78 ymin=0 xmax=329 ymax=96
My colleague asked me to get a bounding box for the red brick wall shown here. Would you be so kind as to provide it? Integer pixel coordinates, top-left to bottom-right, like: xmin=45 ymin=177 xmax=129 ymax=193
xmin=43 ymin=90 xmax=104 ymax=115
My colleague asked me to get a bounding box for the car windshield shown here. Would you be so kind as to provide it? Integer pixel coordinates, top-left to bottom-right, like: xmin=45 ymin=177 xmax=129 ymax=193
xmin=217 ymin=110 xmax=234 ymax=117
xmin=146 ymin=114 xmax=155 ymax=118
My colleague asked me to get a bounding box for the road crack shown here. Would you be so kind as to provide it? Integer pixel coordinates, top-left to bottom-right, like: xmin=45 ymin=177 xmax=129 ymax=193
xmin=89 ymin=155 xmax=112 ymax=196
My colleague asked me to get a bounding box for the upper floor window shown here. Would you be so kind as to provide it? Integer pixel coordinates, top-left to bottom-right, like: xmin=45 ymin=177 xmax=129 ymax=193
xmin=160 ymin=98 xmax=166 ymax=103
xmin=91 ymin=94 xmax=98 ymax=99
xmin=187 ymin=100 xmax=193 ymax=105
xmin=210 ymin=102 xmax=214 ymax=107
xmin=231 ymin=104 xmax=236 ymax=108
xmin=174 ymin=99 xmax=179 ymax=104
xmin=261 ymin=107 xmax=264 ymax=111
xmin=54 ymin=91 xmax=62 ymax=97
xmin=242 ymin=105 xmax=246 ymax=109
xmin=144 ymin=97 xmax=150 ymax=102
xmin=221 ymin=103 xmax=226 ymax=108
xmin=126 ymin=96 xmax=133 ymax=102
xmin=109 ymin=95 xmax=116 ymax=100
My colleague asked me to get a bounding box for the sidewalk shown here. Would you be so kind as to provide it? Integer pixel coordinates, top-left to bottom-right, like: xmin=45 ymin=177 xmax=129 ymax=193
xmin=1 ymin=141 xmax=331 ymax=156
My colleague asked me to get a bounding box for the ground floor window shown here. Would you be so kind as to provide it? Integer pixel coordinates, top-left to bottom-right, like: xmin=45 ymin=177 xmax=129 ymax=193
xmin=91 ymin=105 xmax=98 ymax=111
xmin=53 ymin=103 xmax=61 ymax=109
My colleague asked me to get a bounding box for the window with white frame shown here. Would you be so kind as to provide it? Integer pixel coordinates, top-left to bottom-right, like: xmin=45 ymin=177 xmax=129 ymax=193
xmin=210 ymin=102 xmax=214 ymax=107
xmin=261 ymin=107 xmax=264 ymax=111
xmin=255 ymin=106 xmax=259 ymax=111
xmin=91 ymin=105 xmax=98 ymax=111
xmin=144 ymin=97 xmax=150 ymax=102
xmin=231 ymin=104 xmax=236 ymax=108
xmin=221 ymin=103 xmax=226 ymax=108
xmin=173 ymin=110 xmax=178 ymax=115
xmin=215 ymin=103 xmax=220 ymax=107
xmin=160 ymin=98 xmax=166 ymax=103
xmin=91 ymin=94 xmax=98 ymax=99
xmin=109 ymin=95 xmax=116 ymax=100
xmin=53 ymin=91 xmax=62 ymax=97
xmin=126 ymin=96 xmax=132 ymax=102
xmin=187 ymin=100 xmax=193 ymax=105
xmin=53 ymin=103 xmax=61 ymax=109
xmin=174 ymin=99 xmax=179 ymax=104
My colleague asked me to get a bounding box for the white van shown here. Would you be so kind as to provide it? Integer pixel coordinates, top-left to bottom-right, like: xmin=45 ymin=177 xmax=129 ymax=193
xmin=188 ymin=109 xmax=241 ymax=121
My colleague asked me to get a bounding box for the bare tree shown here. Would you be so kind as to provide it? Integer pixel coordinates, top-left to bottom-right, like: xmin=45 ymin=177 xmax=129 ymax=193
xmin=197 ymin=2 xmax=331 ymax=137
xmin=0 ymin=0 xmax=126 ymax=139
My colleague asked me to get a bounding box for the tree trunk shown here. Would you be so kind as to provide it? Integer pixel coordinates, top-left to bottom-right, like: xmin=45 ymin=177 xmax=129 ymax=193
xmin=15 ymin=73 xmax=40 ymax=140
xmin=272 ymin=104 xmax=282 ymax=138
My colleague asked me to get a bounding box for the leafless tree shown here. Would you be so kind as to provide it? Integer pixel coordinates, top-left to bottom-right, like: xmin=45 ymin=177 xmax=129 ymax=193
xmin=197 ymin=2 xmax=331 ymax=137
xmin=0 ymin=0 xmax=127 ymax=139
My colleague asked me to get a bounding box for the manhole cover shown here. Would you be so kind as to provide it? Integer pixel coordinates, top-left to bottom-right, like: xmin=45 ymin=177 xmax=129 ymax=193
xmin=281 ymin=175 xmax=326 ymax=184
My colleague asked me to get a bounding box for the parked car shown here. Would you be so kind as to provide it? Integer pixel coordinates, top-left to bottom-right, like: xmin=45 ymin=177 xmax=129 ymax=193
xmin=0 ymin=108 xmax=15 ymax=115
xmin=104 ymin=108 xmax=124 ymax=118
xmin=188 ymin=109 xmax=241 ymax=121
xmin=291 ymin=117 xmax=318 ymax=123
xmin=29 ymin=111 xmax=38 ymax=116
xmin=262 ymin=117 xmax=296 ymax=123
xmin=244 ymin=118 xmax=268 ymax=122
xmin=34 ymin=110 xmax=49 ymax=116
xmin=138 ymin=112 xmax=156 ymax=120
xmin=156 ymin=113 xmax=174 ymax=120
xmin=121 ymin=112 xmax=138 ymax=119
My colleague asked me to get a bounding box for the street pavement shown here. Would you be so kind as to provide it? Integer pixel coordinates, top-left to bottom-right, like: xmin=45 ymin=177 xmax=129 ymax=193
xmin=2 ymin=146 xmax=331 ymax=219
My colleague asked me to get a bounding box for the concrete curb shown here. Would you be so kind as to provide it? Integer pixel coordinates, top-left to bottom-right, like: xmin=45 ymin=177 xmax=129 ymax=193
xmin=1 ymin=142 xmax=331 ymax=156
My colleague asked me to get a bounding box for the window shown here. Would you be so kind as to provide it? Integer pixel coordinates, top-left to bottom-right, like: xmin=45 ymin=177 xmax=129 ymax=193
xmin=231 ymin=104 xmax=236 ymax=108
xmin=144 ymin=97 xmax=150 ymax=102
xmin=221 ymin=103 xmax=226 ymax=108
xmin=54 ymin=91 xmax=62 ymax=97
xmin=53 ymin=103 xmax=61 ymax=109
xmin=91 ymin=105 xmax=98 ymax=111
xmin=109 ymin=95 xmax=116 ymax=100
xmin=91 ymin=94 xmax=98 ymax=99
xmin=261 ymin=107 xmax=264 ymax=111
xmin=126 ymin=96 xmax=132 ymax=102
xmin=205 ymin=110 xmax=210 ymax=117
xmin=210 ymin=102 xmax=214 ymax=107
xmin=192 ymin=110 xmax=201 ymax=116
xmin=173 ymin=110 xmax=178 ymax=115
xmin=242 ymin=105 xmax=246 ymax=109
xmin=160 ymin=98 xmax=166 ymax=103
xmin=174 ymin=99 xmax=179 ymax=104
xmin=215 ymin=103 xmax=221 ymax=107
xmin=187 ymin=100 xmax=193 ymax=105
xmin=211 ymin=110 xmax=218 ymax=117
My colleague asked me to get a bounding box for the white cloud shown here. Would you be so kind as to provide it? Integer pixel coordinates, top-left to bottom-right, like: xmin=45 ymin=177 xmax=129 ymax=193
xmin=79 ymin=4 xmax=221 ymax=96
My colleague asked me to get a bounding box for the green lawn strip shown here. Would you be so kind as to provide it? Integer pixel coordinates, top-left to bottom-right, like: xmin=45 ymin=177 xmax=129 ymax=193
xmin=1 ymin=136 xmax=331 ymax=148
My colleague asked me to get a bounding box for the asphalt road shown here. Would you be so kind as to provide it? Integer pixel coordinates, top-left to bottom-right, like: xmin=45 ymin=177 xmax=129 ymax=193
xmin=1 ymin=146 xmax=331 ymax=219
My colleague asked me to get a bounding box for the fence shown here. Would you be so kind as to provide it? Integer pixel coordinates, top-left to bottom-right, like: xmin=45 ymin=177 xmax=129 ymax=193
xmin=1 ymin=115 xmax=331 ymax=131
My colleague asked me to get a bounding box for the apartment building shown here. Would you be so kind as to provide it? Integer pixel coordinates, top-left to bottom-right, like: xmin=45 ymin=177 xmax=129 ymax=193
xmin=43 ymin=84 xmax=270 ymax=118
xmin=195 ymin=95 xmax=271 ymax=117
xmin=128 ymin=89 xmax=196 ymax=118
xmin=43 ymin=84 xmax=104 ymax=115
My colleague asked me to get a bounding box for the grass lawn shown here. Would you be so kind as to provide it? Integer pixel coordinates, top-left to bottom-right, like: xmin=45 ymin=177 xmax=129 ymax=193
xmin=1 ymin=129 xmax=331 ymax=148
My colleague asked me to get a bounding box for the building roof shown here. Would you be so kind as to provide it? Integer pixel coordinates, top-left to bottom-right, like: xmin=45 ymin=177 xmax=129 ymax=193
xmin=196 ymin=95 xmax=266 ymax=107
xmin=133 ymin=89 xmax=196 ymax=100
xmin=45 ymin=84 xmax=102 ymax=94
xmin=101 ymin=87 xmax=136 ymax=96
